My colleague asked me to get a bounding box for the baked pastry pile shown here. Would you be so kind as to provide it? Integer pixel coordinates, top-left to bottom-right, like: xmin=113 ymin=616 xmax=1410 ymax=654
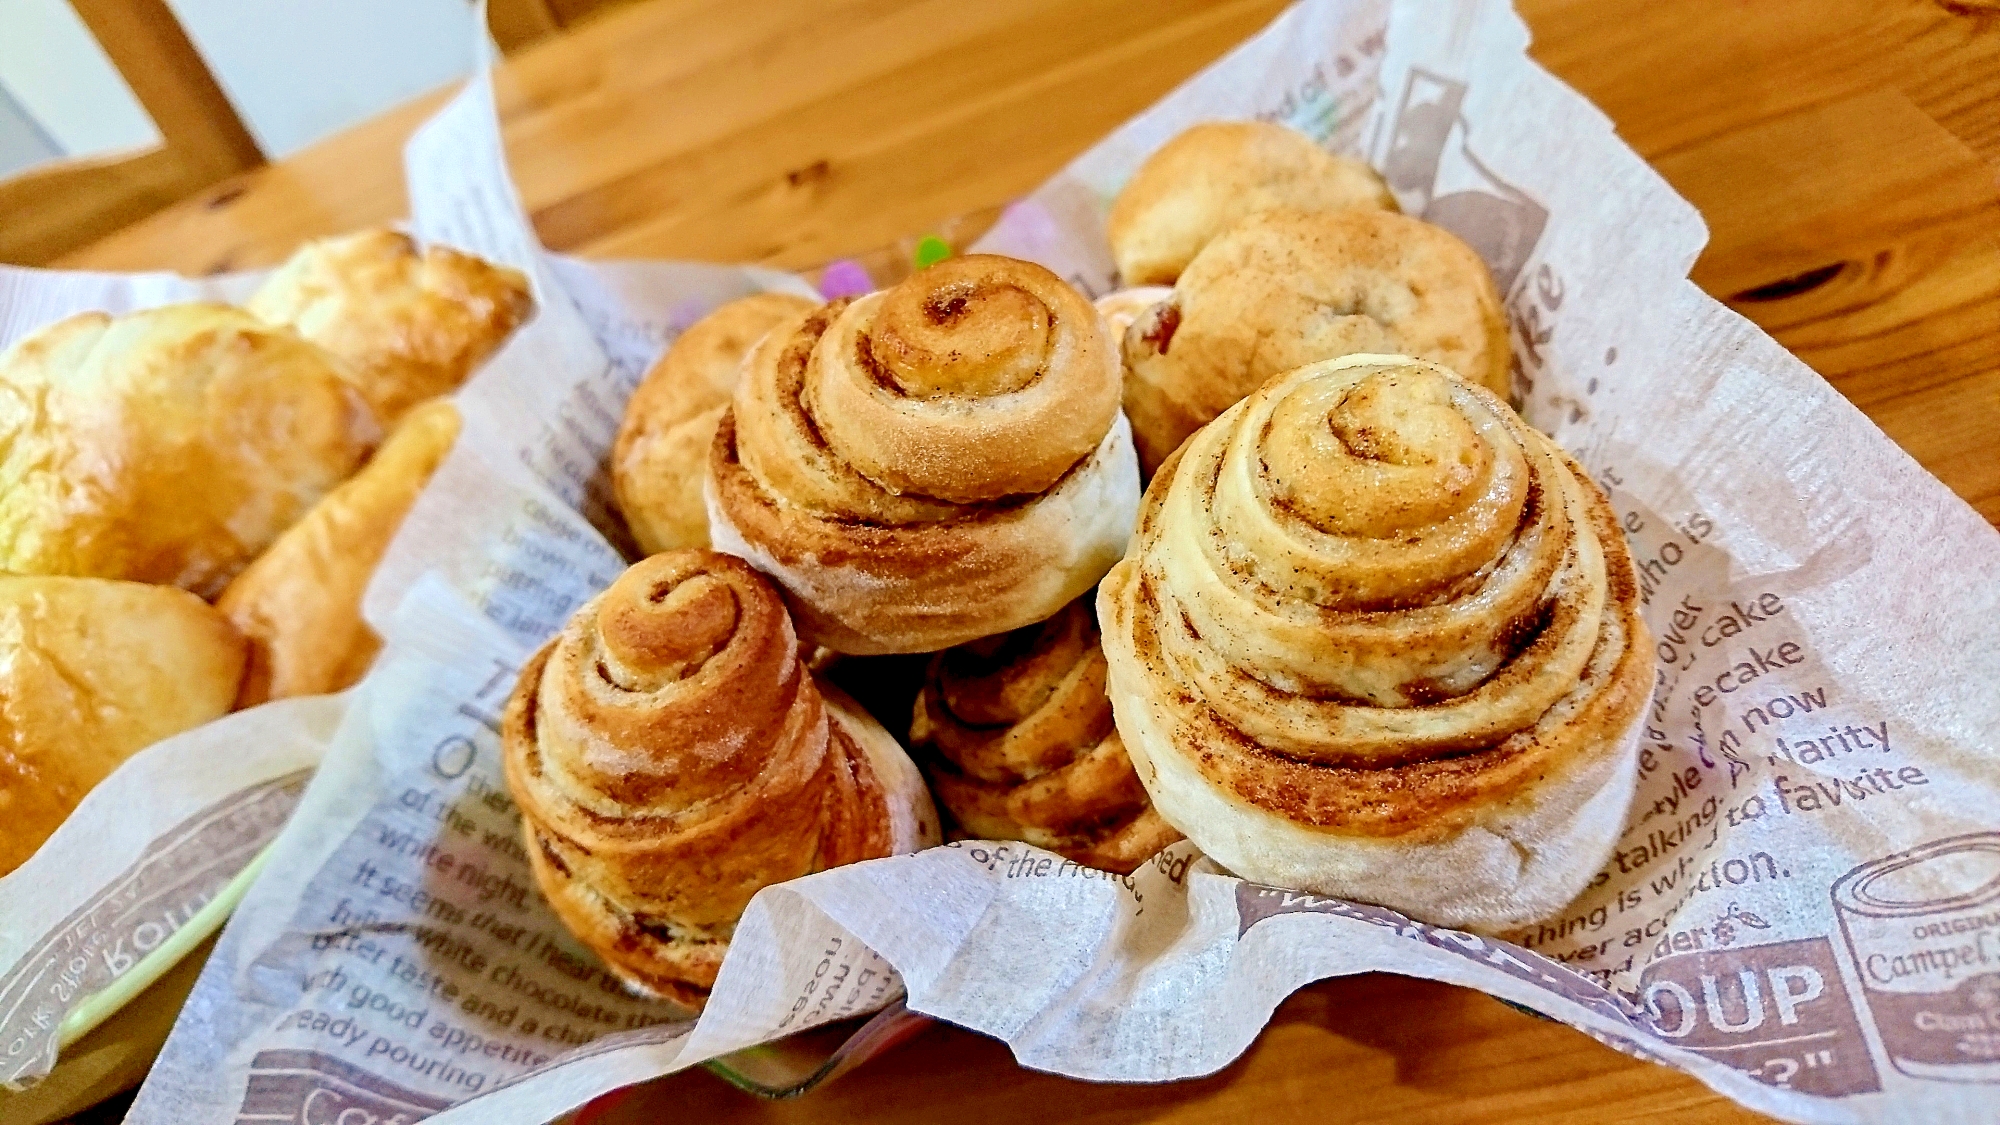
xmin=6 ymin=107 xmax=1656 ymax=1020
xmin=533 ymin=257 xmax=1160 ymax=990
xmin=550 ymin=119 xmax=1646 ymax=977
xmin=502 ymin=550 xmax=936 ymax=1006
xmin=0 ymin=231 xmax=529 ymax=875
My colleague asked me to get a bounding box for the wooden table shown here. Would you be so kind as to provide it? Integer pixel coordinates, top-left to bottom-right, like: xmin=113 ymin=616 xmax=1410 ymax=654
xmin=60 ymin=1 xmax=2000 ymax=1122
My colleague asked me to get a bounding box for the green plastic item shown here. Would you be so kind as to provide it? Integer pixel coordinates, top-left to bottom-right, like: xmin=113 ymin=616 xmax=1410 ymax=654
xmin=913 ymin=235 xmax=952 ymax=269
xmin=56 ymin=843 xmax=273 ymax=1050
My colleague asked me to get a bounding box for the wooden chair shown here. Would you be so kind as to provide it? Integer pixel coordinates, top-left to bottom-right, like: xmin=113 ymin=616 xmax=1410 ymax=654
xmin=1 ymin=0 xmax=637 ymax=266
xmin=0 ymin=0 xmax=263 ymax=266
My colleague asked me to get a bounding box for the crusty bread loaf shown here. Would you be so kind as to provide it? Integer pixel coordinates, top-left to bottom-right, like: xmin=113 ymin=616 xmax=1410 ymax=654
xmin=0 ymin=577 xmax=246 ymax=875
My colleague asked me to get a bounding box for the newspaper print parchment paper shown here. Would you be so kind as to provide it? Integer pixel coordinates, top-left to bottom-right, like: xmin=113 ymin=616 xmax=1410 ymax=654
xmin=106 ymin=2 xmax=2000 ymax=1123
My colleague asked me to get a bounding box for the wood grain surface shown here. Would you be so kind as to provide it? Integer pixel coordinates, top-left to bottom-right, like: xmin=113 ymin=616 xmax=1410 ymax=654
xmin=53 ymin=1 xmax=1999 ymax=1121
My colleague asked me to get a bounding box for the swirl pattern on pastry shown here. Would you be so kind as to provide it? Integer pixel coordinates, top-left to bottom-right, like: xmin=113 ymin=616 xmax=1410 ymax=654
xmin=708 ymin=255 xmax=1140 ymax=655
xmin=1107 ymin=120 xmax=1398 ymax=286
xmin=502 ymin=550 xmax=936 ymax=1007
xmin=1121 ymin=208 xmax=1511 ymax=476
xmin=1099 ymin=355 xmax=1649 ymax=930
xmin=911 ymin=598 xmax=1181 ymax=873
xmin=613 ymin=292 xmax=818 ymax=554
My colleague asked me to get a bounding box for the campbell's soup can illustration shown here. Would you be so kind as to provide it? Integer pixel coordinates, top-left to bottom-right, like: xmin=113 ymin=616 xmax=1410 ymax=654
xmin=1832 ymin=832 xmax=2000 ymax=1083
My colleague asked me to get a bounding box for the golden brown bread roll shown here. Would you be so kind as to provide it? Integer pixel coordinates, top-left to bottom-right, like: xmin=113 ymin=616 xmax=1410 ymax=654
xmin=708 ymin=255 xmax=1141 ymax=655
xmin=611 ymin=292 xmax=818 ymax=554
xmin=1121 ymin=208 xmax=1512 ymax=475
xmin=248 ymin=229 xmax=533 ymax=427
xmin=218 ymin=399 xmax=461 ymax=707
xmin=1107 ymin=120 xmax=1397 ymax=286
xmin=0 ymin=578 xmax=246 ymax=876
xmin=911 ymin=598 xmax=1180 ymax=873
xmin=0 ymin=304 xmax=379 ymax=597
xmin=1099 ymin=354 xmax=1650 ymax=931
xmin=501 ymin=550 xmax=937 ymax=1007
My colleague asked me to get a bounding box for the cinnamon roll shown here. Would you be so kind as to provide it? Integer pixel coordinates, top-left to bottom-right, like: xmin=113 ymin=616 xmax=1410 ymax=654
xmin=911 ymin=598 xmax=1181 ymax=873
xmin=708 ymin=255 xmax=1140 ymax=655
xmin=1099 ymin=354 xmax=1649 ymax=930
xmin=1121 ymin=208 xmax=1512 ymax=476
xmin=612 ymin=292 xmax=818 ymax=554
xmin=501 ymin=550 xmax=937 ymax=1007
xmin=1107 ymin=120 xmax=1397 ymax=286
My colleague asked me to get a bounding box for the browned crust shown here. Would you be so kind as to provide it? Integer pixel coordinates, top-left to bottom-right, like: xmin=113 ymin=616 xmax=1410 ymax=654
xmin=218 ymin=399 xmax=461 ymax=706
xmin=1108 ymin=362 xmax=1650 ymax=840
xmin=708 ymin=257 xmax=1131 ymax=654
xmin=712 ymin=408 xmax=1090 ymax=650
xmin=1149 ymin=465 xmax=1646 ymax=839
xmin=910 ymin=600 xmax=1182 ymax=873
xmin=247 ymin=229 xmax=533 ymax=427
xmin=0 ymin=303 xmax=379 ymax=597
xmin=1106 ymin=121 xmax=1399 ymax=286
xmin=1120 ymin=208 xmax=1512 ymax=476
xmin=611 ymin=292 xmax=818 ymax=554
xmin=0 ymin=577 xmax=247 ymax=876
xmin=500 ymin=550 xmax=895 ymax=1006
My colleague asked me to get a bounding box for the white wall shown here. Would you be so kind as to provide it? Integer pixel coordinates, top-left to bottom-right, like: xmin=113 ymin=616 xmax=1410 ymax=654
xmin=165 ymin=0 xmax=481 ymax=158
xmin=0 ymin=0 xmax=479 ymax=176
xmin=0 ymin=0 xmax=159 ymax=169
xmin=0 ymin=82 xmax=61 ymax=177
